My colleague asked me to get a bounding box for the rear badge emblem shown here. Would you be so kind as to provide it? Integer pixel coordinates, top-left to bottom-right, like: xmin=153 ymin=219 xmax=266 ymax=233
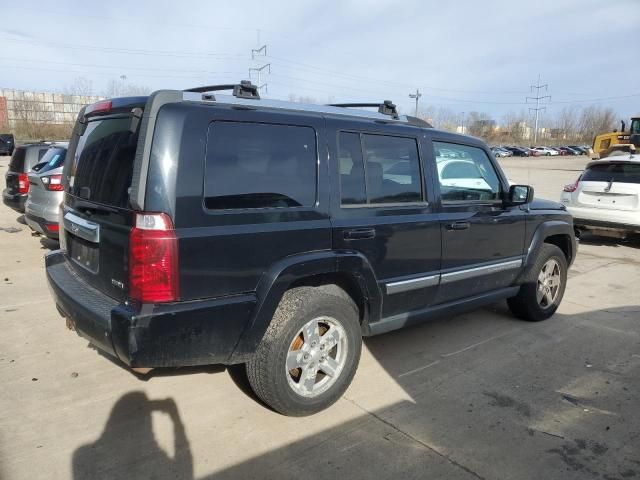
xmin=111 ymin=279 xmax=125 ymax=289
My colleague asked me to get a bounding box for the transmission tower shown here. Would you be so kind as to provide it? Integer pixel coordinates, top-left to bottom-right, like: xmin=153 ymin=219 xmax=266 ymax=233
xmin=250 ymin=45 xmax=270 ymax=94
xmin=526 ymin=75 xmax=550 ymax=144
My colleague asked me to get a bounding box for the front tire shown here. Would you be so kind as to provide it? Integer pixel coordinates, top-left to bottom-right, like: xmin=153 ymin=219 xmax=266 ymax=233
xmin=508 ymin=244 xmax=567 ymax=321
xmin=246 ymin=286 xmax=362 ymax=416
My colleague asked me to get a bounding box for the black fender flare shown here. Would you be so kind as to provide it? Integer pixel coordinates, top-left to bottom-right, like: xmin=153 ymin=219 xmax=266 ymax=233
xmin=229 ymin=250 xmax=381 ymax=362
xmin=520 ymin=220 xmax=576 ymax=280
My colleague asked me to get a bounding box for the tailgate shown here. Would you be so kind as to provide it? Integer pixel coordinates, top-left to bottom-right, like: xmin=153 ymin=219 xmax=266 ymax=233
xmin=576 ymin=182 xmax=639 ymax=210
xmin=63 ymin=106 xmax=144 ymax=301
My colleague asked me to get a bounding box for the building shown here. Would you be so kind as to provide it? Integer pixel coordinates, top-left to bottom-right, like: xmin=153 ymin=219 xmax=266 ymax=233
xmin=0 ymin=88 xmax=104 ymax=129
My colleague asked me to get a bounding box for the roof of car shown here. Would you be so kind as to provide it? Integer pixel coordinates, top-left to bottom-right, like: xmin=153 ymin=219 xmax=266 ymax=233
xmin=587 ymin=154 xmax=639 ymax=167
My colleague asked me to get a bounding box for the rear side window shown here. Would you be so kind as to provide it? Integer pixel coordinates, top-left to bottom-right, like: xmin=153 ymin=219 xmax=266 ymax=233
xmin=37 ymin=148 xmax=67 ymax=174
xmin=582 ymin=163 xmax=640 ymax=183
xmin=205 ymin=122 xmax=317 ymax=209
xmin=9 ymin=147 xmax=26 ymax=172
xmin=69 ymin=117 xmax=139 ymax=208
xmin=338 ymin=132 xmax=423 ymax=206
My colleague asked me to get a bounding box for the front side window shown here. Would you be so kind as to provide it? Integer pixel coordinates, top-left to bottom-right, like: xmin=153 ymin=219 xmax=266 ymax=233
xmin=338 ymin=132 xmax=423 ymax=205
xmin=205 ymin=122 xmax=317 ymax=209
xmin=434 ymin=141 xmax=502 ymax=203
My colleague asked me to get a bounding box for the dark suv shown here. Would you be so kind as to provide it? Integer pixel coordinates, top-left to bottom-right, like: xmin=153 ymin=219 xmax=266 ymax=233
xmin=45 ymin=83 xmax=576 ymax=416
xmin=0 ymin=133 xmax=15 ymax=156
xmin=3 ymin=142 xmax=53 ymax=212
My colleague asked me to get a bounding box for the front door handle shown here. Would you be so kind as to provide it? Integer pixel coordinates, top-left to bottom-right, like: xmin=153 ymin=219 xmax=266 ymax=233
xmin=446 ymin=221 xmax=470 ymax=231
xmin=344 ymin=228 xmax=376 ymax=240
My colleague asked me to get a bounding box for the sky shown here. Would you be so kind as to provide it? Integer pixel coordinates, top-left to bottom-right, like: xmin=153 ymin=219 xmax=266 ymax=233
xmin=1 ymin=0 xmax=639 ymax=125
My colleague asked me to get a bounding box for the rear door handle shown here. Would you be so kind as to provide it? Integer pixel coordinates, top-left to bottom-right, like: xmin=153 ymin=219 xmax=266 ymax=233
xmin=446 ymin=221 xmax=470 ymax=231
xmin=344 ymin=228 xmax=376 ymax=240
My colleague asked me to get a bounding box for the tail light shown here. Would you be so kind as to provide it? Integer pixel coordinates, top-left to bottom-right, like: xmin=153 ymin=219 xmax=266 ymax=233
xmin=129 ymin=212 xmax=179 ymax=303
xmin=46 ymin=223 xmax=60 ymax=233
xmin=18 ymin=173 xmax=29 ymax=193
xmin=41 ymin=174 xmax=64 ymax=191
xmin=563 ymin=176 xmax=581 ymax=192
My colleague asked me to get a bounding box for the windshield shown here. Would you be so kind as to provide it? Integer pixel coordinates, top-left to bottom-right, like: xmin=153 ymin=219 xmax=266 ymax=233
xmin=37 ymin=147 xmax=67 ymax=174
xmin=631 ymin=119 xmax=640 ymax=135
xmin=69 ymin=116 xmax=140 ymax=208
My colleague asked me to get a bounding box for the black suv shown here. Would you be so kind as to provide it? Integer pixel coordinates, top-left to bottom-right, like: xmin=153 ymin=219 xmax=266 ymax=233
xmin=3 ymin=142 xmax=53 ymax=212
xmin=0 ymin=133 xmax=15 ymax=156
xmin=45 ymin=82 xmax=576 ymax=416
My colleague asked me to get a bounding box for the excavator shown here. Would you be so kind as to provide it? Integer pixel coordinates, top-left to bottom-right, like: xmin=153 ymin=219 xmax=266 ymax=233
xmin=592 ymin=115 xmax=640 ymax=157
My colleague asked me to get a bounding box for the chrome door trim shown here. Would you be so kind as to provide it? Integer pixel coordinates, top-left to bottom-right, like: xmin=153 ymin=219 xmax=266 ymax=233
xmin=63 ymin=211 xmax=100 ymax=243
xmin=386 ymin=274 xmax=440 ymax=295
xmin=440 ymin=258 xmax=522 ymax=284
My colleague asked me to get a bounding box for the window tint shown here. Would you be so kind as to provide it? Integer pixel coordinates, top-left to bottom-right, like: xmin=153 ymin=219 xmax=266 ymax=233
xmin=362 ymin=134 xmax=422 ymax=204
xmin=338 ymin=132 xmax=367 ymax=205
xmin=70 ymin=117 xmax=139 ymax=208
xmin=434 ymin=142 xmax=501 ymax=203
xmin=37 ymin=147 xmax=67 ymax=174
xmin=582 ymin=163 xmax=640 ymax=184
xmin=205 ymin=122 xmax=317 ymax=209
xmin=338 ymin=132 xmax=422 ymax=206
xmin=8 ymin=147 xmax=26 ymax=172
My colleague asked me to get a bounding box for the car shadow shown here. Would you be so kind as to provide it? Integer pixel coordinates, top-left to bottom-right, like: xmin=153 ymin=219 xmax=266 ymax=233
xmin=39 ymin=237 xmax=59 ymax=250
xmin=74 ymin=305 xmax=640 ymax=480
xmin=15 ymin=214 xmax=27 ymax=225
xmin=578 ymin=232 xmax=640 ymax=250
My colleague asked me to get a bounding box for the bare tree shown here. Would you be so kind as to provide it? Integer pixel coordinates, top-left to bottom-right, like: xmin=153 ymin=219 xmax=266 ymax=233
xmin=64 ymin=77 xmax=94 ymax=96
xmin=105 ymin=78 xmax=151 ymax=97
xmin=578 ymin=106 xmax=617 ymax=144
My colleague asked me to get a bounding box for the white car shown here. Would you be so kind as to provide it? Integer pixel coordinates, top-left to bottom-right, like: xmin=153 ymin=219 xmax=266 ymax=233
xmin=560 ymin=154 xmax=640 ymax=238
xmin=436 ymin=158 xmax=494 ymax=192
xmin=533 ymin=147 xmax=559 ymax=156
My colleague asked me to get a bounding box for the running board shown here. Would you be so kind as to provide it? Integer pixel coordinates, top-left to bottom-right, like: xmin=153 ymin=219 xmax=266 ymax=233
xmin=367 ymin=286 xmax=520 ymax=336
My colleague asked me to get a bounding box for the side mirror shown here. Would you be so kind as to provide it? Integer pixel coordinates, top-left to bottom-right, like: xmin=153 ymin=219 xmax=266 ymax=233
xmin=506 ymin=184 xmax=534 ymax=206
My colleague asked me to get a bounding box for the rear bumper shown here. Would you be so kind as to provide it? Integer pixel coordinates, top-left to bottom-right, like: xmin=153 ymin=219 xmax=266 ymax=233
xmin=567 ymin=206 xmax=640 ymax=232
xmin=25 ymin=212 xmax=59 ymax=239
xmin=2 ymin=189 xmax=27 ymax=213
xmin=45 ymin=251 xmax=255 ymax=368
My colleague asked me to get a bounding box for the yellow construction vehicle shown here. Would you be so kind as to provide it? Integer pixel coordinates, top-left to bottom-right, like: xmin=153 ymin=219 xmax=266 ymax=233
xmin=592 ymin=115 xmax=640 ymax=157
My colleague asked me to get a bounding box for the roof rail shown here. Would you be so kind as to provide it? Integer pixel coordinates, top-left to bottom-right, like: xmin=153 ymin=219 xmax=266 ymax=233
xmin=184 ymin=80 xmax=260 ymax=100
xmin=328 ymin=100 xmax=399 ymax=120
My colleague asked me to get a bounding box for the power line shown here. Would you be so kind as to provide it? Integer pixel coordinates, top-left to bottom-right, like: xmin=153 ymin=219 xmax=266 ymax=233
xmin=526 ymin=75 xmax=550 ymax=144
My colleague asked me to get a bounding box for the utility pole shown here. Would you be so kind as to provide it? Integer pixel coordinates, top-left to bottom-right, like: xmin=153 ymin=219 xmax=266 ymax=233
xmin=250 ymin=45 xmax=270 ymax=94
xmin=526 ymin=74 xmax=550 ymax=145
xmin=461 ymin=111 xmax=466 ymax=134
xmin=409 ymin=89 xmax=422 ymax=117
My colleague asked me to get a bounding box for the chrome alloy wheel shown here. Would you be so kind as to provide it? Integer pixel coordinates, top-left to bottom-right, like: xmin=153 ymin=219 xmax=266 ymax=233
xmin=537 ymin=258 xmax=561 ymax=308
xmin=285 ymin=316 xmax=348 ymax=398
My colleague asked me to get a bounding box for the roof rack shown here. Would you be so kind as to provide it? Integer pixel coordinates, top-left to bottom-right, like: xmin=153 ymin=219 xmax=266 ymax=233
xmin=328 ymin=100 xmax=399 ymax=120
xmin=184 ymin=80 xmax=260 ymax=100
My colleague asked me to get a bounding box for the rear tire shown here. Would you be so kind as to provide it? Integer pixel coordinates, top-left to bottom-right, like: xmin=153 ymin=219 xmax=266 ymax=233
xmin=508 ymin=244 xmax=567 ymax=321
xmin=246 ymin=286 xmax=362 ymax=416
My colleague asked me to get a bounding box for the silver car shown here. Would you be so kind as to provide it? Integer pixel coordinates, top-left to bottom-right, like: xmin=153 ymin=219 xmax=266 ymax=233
xmin=24 ymin=143 xmax=68 ymax=239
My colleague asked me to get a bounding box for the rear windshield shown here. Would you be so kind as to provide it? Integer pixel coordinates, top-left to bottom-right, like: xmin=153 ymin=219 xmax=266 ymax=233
xmin=69 ymin=117 xmax=139 ymax=208
xmin=0 ymin=134 xmax=13 ymax=143
xmin=37 ymin=147 xmax=67 ymax=174
xmin=582 ymin=163 xmax=640 ymax=184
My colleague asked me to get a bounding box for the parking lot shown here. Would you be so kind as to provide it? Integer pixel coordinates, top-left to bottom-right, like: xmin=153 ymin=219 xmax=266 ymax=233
xmin=1 ymin=154 xmax=639 ymax=479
